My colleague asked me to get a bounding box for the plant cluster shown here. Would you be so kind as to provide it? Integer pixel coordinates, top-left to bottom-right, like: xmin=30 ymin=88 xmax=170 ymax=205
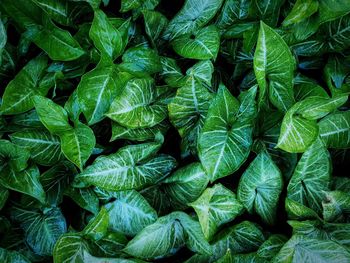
xmin=0 ymin=0 xmax=350 ymax=262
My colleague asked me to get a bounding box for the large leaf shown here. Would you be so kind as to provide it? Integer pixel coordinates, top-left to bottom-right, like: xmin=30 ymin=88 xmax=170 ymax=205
xmin=77 ymin=59 xmax=120 ymax=125
xmin=287 ymin=139 xmax=331 ymax=214
xmin=31 ymin=0 xmax=71 ymax=26
xmin=10 ymin=129 xmax=63 ymax=166
xmin=74 ymin=140 xmax=177 ymax=191
xmin=59 ymin=122 xmax=95 ymax=170
xmin=107 ymin=78 xmax=167 ymax=128
xmin=238 ymin=151 xmax=283 ymax=225
xmin=89 ymin=10 xmax=128 ymax=60
xmin=198 ymin=84 xmax=254 ymax=182
xmin=0 ymin=56 xmax=48 ymax=115
xmin=253 ymin=21 xmax=295 ymax=112
xmin=172 ymin=26 xmax=220 ymax=60
xmin=319 ymin=111 xmax=350 ymax=149
xmin=164 ymin=0 xmax=224 ymax=39
xmin=64 ymin=186 xmax=99 ymax=214
xmin=322 ymin=191 xmax=350 ymax=222
xmin=104 ymin=190 xmax=157 ymax=236
xmin=189 ymin=183 xmax=244 ymax=240
xmin=163 ymin=162 xmax=209 ymax=209
xmin=273 ymin=234 xmax=350 ymax=263
xmin=11 ymin=206 xmax=67 ymax=256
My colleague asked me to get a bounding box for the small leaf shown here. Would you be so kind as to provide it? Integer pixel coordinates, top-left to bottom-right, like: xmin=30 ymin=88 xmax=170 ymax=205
xmin=190 ymin=183 xmax=244 ymax=240
xmin=83 ymin=207 xmax=109 ymax=241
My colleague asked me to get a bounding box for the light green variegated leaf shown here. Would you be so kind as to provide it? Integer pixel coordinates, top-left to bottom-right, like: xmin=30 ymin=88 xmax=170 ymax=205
xmin=53 ymin=233 xmax=90 ymax=263
xmin=257 ymin=234 xmax=287 ymax=260
xmin=294 ymin=74 xmax=329 ymax=101
xmin=296 ymin=95 xmax=348 ymax=120
xmin=163 ymin=162 xmax=209 ymax=210
xmin=285 ymin=198 xmax=320 ymax=220
xmin=215 ymin=0 xmax=252 ymax=30
xmin=160 ymin=57 xmax=186 ymax=88
xmin=40 ymin=161 xmax=76 ymax=206
xmin=83 ymin=207 xmax=109 ymax=241
xmin=238 ymin=151 xmax=283 ymax=225
xmin=11 ymin=206 xmax=66 ymax=256
xmin=77 ymin=60 xmax=120 ymax=125
xmin=186 ymin=60 xmax=214 ymax=88
xmin=111 ymin=121 xmax=169 ymax=142
xmin=140 ymin=185 xmax=171 ymax=215
xmin=273 ymin=235 xmax=350 ymax=263
xmin=90 ymin=10 xmax=128 ymax=60
xmin=324 ymin=55 xmax=350 ymax=96
xmin=322 ymin=191 xmax=350 ymax=222
xmin=74 ymin=140 xmax=176 ymax=191
xmin=104 ymin=190 xmax=157 ymax=236
xmin=0 ymin=186 xmax=9 ymax=210
xmin=198 ymin=85 xmax=253 ymax=182
xmin=33 ymin=95 xmax=71 ymax=134
xmin=164 ymin=0 xmax=224 ymax=39
xmin=190 ymin=183 xmax=244 ymax=240
xmin=0 ymin=248 xmax=30 ymax=263
xmin=0 ymin=17 xmax=6 ymax=66
xmin=118 ymin=47 xmax=161 ymax=77
xmin=120 ymin=0 xmax=144 ymax=12
xmin=59 ymin=122 xmax=95 ymax=170
xmin=93 ymin=231 xmax=128 ymax=258
xmin=168 ymin=78 xmax=213 ymax=156
xmin=64 ymin=186 xmax=99 ymax=214
xmin=123 ymin=212 xmax=185 ymax=259
xmin=282 ymin=0 xmax=319 ymax=27
xmin=143 ymin=10 xmax=168 ymax=44
xmin=254 ymin=21 xmax=295 ymax=112
xmin=107 ymin=78 xmax=167 ymax=128
xmin=10 ymin=129 xmax=63 ymax=166
xmin=0 ymin=56 xmax=48 ymax=115
xmin=124 ymin=211 xmax=211 ymax=259
xmin=253 ymin=0 xmax=285 ymax=26
xmin=172 ymin=26 xmax=220 ymax=60
xmin=319 ymin=111 xmax=350 ymax=149
xmin=318 ymin=0 xmax=350 ymax=24
xmin=287 ymin=139 xmax=331 ymax=214
xmin=28 ymin=16 xmax=84 ymax=61
xmin=0 ymin=164 xmax=46 ymax=204
xmin=31 ymin=0 xmax=71 ymax=26
xmin=289 ymin=220 xmax=350 ymax=249
xmin=276 ymin=102 xmax=319 ymax=153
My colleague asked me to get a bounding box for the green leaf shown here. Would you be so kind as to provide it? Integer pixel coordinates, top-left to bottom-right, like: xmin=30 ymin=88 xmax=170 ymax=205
xmin=189 ymin=183 xmax=244 ymax=240
xmin=164 ymin=0 xmax=224 ymax=39
xmin=111 ymin=120 xmax=169 ymax=142
xmin=253 ymin=21 xmax=295 ymax=112
xmin=104 ymin=190 xmax=157 ymax=236
xmin=29 ymin=18 xmax=84 ymax=61
xmin=74 ymin=140 xmax=176 ymax=191
xmin=120 ymin=0 xmax=144 ymax=12
xmin=163 ymin=162 xmax=209 ymax=210
xmin=10 ymin=129 xmax=63 ymax=166
xmin=257 ymin=234 xmax=287 ymax=260
xmin=0 ymin=248 xmax=30 ymax=263
xmin=107 ymin=78 xmax=167 ymax=128
xmin=287 ymin=139 xmax=331 ymax=214
xmin=0 ymin=164 xmax=46 ymax=204
xmin=318 ymin=0 xmax=350 ymax=24
xmin=282 ymin=0 xmax=319 ymax=27
xmin=172 ymin=26 xmax=220 ymax=60
xmin=11 ymin=206 xmax=66 ymax=256
xmin=319 ymin=111 xmax=350 ymax=149
xmin=31 ymin=0 xmax=71 ymax=26
xmin=0 ymin=139 xmax=30 ymax=171
xmin=238 ymin=151 xmax=283 ymax=225
xmin=89 ymin=10 xmax=128 ymax=60
xmin=215 ymin=0 xmax=252 ymax=30
xmin=64 ymin=186 xmax=99 ymax=214
xmin=118 ymin=47 xmax=161 ymax=76
xmin=0 ymin=55 xmax=48 ymax=115
xmin=273 ymin=234 xmax=350 ymax=263
xmin=143 ymin=10 xmax=168 ymax=44
xmin=76 ymin=61 xmax=119 ymax=125
xmin=285 ymin=198 xmax=320 ymax=220
xmin=33 ymin=95 xmax=71 ymax=134
xmin=0 ymin=17 xmax=7 ymax=67
xmin=198 ymin=84 xmax=254 ymax=182
xmin=322 ymin=191 xmax=350 ymax=222
xmin=59 ymin=122 xmax=95 ymax=170
xmin=0 ymin=186 xmax=9 ymax=210
xmin=83 ymin=207 xmax=109 ymax=241
xmin=53 ymin=233 xmax=90 ymax=263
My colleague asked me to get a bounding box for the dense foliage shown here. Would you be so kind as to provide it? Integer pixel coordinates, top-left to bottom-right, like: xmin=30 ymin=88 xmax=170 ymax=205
xmin=0 ymin=0 xmax=350 ymax=262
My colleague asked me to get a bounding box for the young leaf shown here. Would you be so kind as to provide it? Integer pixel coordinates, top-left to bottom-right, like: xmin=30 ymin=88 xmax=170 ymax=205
xmin=237 ymin=151 xmax=283 ymax=225
xmin=254 ymin=21 xmax=295 ymax=112
xmin=189 ymin=183 xmax=244 ymax=240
